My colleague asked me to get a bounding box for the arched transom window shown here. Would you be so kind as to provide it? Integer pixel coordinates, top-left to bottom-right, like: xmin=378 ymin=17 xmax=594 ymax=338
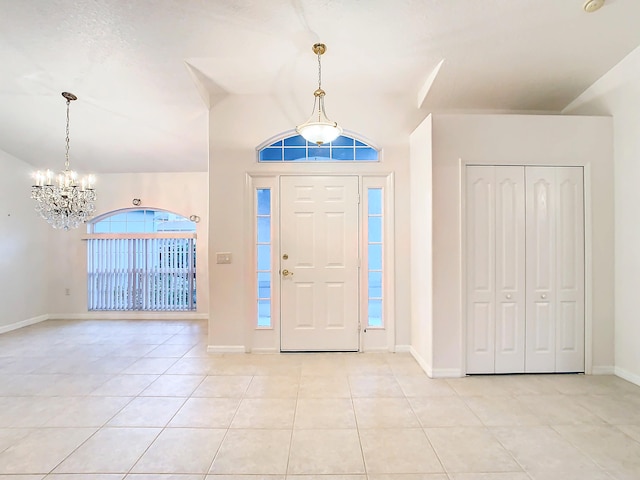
xmin=258 ymin=133 xmax=379 ymax=162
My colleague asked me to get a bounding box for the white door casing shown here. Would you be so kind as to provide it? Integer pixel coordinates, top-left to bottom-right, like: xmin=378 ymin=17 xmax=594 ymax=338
xmin=279 ymin=175 xmax=360 ymax=351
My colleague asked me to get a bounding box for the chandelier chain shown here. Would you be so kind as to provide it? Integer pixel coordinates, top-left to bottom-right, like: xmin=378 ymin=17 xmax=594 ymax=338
xmin=317 ymin=50 xmax=322 ymax=90
xmin=65 ymin=98 xmax=71 ymax=171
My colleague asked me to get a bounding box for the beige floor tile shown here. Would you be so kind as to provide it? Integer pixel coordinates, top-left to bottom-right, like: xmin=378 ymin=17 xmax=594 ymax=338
xmin=89 ymin=374 xmax=159 ymax=396
xmin=131 ymin=428 xmax=225 ymax=474
xmin=348 ymin=375 xmax=403 ymax=397
xmin=395 ymin=375 xmax=456 ymax=397
xmin=298 ymin=375 xmax=351 ymax=398
xmin=463 ymin=395 xmax=541 ymax=426
xmin=127 ymin=475 xmax=205 ymax=480
xmin=353 ymin=397 xmax=420 ymax=428
xmin=287 ymin=476 xmax=366 ymax=480
xmin=45 ymin=396 xmax=132 ymax=427
xmin=368 ymin=475 xmax=448 ymax=480
xmin=554 ymin=424 xmax=640 ymax=474
xmin=491 ymin=426 xmax=599 ymax=472
xmin=122 ymin=358 xmax=178 ymax=375
xmin=0 ymin=397 xmax=77 ymax=428
xmin=526 ymin=471 xmax=613 ymax=480
xmin=37 ymin=374 xmax=113 ymax=396
xmin=0 ymin=428 xmax=34 ymax=453
xmin=541 ymin=374 xmax=638 ymax=396
xmin=359 ymin=429 xmax=443 ymax=474
xmin=52 ymin=428 xmax=160 ymax=473
xmin=204 ymin=475 xmax=283 ymax=480
xmin=191 ymin=375 xmax=253 ymax=397
xmin=209 ymin=429 xmax=291 ymax=475
xmin=409 ymin=396 xmax=482 ymax=427
xmin=169 ymin=397 xmax=240 ymax=428
xmin=0 ymin=427 xmax=97 ymax=474
xmin=206 ymin=359 xmax=257 ymax=376
xmin=294 ymin=398 xmax=356 ymax=429
xmin=516 ymin=394 xmax=605 ymax=425
xmin=107 ymin=397 xmax=186 ymax=427
xmin=445 ymin=377 xmax=515 ymax=397
xmin=425 ymin=427 xmax=521 ymax=473
xmin=299 ymin=355 xmax=347 ymax=376
xmin=0 ymin=476 xmax=45 ymax=480
xmin=576 ymin=394 xmax=640 ymax=424
xmin=287 ymin=429 xmax=365 ymax=475
xmin=231 ymin=398 xmax=296 ymax=429
xmin=46 ymin=475 xmax=125 ymax=480
xmin=244 ymin=375 xmax=299 ymax=398
xmin=386 ymin=355 xmax=430 ymax=375
xmin=166 ymin=358 xmax=217 ymax=375
xmin=344 ymin=356 xmax=393 ymax=376
xmin=145 ymin=344 xmax=194 ymax=357
xmin=140 ymin=375 xmax=205 ymax=397
xmin=616 ymin=424 xmax=640 ymax=442
xmin=449 ymin=474 xmax=531 ymax=480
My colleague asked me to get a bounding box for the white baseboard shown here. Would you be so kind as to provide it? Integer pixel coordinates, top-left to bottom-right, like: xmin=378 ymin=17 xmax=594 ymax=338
xmin=48 ymin=312 xmax=208 ymax=321
xmin=615 ymin=366 xmax=640 ymax=387
xmin=395 ymin=344 xmax=411 ymax=353
xmin=0 ymin=314 xmax=49 ymax=335
xmin=207 ymin=345 xmax=246 ymax=354
xmin=409 ymin=346 xmax=433 ymax=377
xmin=591 ymin=365 xmax=615 ymax=375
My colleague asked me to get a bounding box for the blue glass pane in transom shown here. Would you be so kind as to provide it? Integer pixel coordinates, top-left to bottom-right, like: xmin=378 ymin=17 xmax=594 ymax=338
xmin=257 ymin=189 xmax=270 ymax=215
xmin=93 ymin=222 xmax=110 ymax=233
xmin=368 ymin=244 xmax=382 ymax=270
xmin=368 ymin=188 xmax=382 ymax=215
xmin=308 ymin=147 xmax=331 ymax=160
xmin=368 ymin=299 xmax=383 ymax=327
xmin=260 ymin=148 xmax=282 ymax=161
xmin=284 ymin=135 xmax=307 ymax=146
xmin=355 ymin=140 xmax=367 ymax=147
xmin=284 ymin=147 xmax=307 ymax=161
xmin=257 ymin=300 xmax=271 ymax=327
xmin=269 ymin=140 xmax=283 ymax=147
xmin=107 ymin=212 xmax=128 ymax=223
xmin=369 ymin=271 xmax=383 ymax=298
xmin=368 ymin=216 xmax=382 ymax=243
xmin=257 ymin=216 xmax=270 ymax=243
xmin=355 ymin=147 xmax=378 ymax=161
xmin=332 ymin=136 xmax=354 ymax=147
xmin=332 ymin=148 xmax=354 ymax=160
xmin=257 ymin=274 xmax=271 ymax=298
xmin=257 ymin=245 xmax=271 ymax=270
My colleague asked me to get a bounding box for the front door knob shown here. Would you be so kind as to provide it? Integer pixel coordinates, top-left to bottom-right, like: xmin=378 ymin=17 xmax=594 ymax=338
xmin=282 ymin=269 xmax=293 ymax=277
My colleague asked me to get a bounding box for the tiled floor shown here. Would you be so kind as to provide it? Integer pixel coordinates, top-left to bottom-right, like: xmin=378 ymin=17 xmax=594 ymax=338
xmin=0 ymin=319 xmax=639 ymax=479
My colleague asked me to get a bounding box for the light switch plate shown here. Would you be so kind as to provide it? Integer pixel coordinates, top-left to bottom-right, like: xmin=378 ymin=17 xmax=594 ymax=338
xmin=216 ymin=252 xmax=232 ymax=264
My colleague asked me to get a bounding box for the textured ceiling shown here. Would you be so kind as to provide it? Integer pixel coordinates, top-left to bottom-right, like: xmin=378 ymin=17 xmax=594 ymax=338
xmin=1 ymin=0 xmax=639 ymax=173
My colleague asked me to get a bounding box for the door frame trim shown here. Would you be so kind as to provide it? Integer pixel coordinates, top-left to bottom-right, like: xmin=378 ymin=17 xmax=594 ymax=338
xmin=460 ymin=161 xmax=592 ymax=375
xmin=244 ymin=172 xmax=395 ymax=354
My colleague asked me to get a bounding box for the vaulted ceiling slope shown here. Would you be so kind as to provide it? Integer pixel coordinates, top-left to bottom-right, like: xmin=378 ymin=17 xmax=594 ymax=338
xmin=1 ymin=0 xmax=639 ymax=173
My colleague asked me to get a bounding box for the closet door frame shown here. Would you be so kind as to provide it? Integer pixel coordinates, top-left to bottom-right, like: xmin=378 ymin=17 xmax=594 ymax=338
xmin=460 ymin=160 xmax=593 ymax=375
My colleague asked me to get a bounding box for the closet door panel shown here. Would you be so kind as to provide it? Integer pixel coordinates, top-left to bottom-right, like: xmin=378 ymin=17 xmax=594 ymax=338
xmin=494 ymin=167 xmax=525 ymax=373
xmin=466 ymin=166 xmax=496 ymax=373
xmin=555 ymin=167 xmax=584 ymax=372
xmin=526 ymin=168 xmax=557 ymax=372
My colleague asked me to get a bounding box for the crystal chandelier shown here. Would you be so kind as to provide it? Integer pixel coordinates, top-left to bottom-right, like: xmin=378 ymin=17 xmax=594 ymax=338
xmin=31 ymin=92 xmax=96 ymax=230
xmin=296 ymin=43 xmax=343 ymax=145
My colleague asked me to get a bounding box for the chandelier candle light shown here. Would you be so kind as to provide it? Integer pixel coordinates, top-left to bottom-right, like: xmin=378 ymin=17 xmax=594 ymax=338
xmin=31 ymin=92 xmax=96 ymax=230
xmin=296 ymin=43 xmax=343 ymax=145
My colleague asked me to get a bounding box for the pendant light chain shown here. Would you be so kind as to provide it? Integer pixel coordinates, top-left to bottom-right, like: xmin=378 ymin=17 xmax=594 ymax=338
xmin=64 ymin=98 xmax=71 ymax=171
xmin=317 ymin=49 xmax=322 ymax=91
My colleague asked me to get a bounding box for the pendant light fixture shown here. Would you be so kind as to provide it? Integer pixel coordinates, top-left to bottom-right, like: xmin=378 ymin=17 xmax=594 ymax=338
xmin=296 ymin=43 xmax=343 ymax=145
xmin=31 ymin=92 xmax=96 ymax=230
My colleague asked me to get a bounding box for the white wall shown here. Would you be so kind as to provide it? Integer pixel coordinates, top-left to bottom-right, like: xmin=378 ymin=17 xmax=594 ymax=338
xmin=208 ymin=93 xmax=416 ymax=351
xmin=0 ymin=150 xmax=50 ymax=331
xmin=46 ymin=172 xmax=209 ymax=318
xmin=429 ymin=114 xmax=614 ymax=376
xmin=409 ymin=115 xmax=433 ymax=373
xmin=565 ymin=45 xmax=640 ymax=385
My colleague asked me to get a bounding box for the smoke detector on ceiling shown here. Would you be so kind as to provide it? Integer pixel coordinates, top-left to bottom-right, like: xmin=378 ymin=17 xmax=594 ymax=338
xmin=583 ymin=0 xmax=605 ymax=13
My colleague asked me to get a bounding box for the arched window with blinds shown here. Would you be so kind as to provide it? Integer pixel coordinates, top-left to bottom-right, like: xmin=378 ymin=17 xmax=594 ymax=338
xmin=86 ymin=209 xmax=197 ymax=311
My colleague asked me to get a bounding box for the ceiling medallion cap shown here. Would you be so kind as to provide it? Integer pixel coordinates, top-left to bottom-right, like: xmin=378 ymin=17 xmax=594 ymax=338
xmin=583 ymin=0 xmax=605 ymax=13
xmin=313 ymin=88 xmax=326 ymax=97
xmin=61 ymin=92 xmax=77 ymax=101
xmin=312 ymin=43 xmax=326 ymax=55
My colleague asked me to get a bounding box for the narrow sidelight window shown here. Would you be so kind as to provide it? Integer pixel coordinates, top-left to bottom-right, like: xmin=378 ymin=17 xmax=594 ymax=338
xmin=256 ymin=188 xmax=272 ymax=327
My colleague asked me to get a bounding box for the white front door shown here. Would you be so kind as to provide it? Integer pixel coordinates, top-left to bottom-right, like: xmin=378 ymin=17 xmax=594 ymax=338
xmin=279 ymin=175 xmax=360 ymax=351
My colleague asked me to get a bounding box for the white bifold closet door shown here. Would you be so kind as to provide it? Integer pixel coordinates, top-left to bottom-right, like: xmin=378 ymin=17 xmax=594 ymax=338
xmin=466 ymin=165 xmax=584 ymax=374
